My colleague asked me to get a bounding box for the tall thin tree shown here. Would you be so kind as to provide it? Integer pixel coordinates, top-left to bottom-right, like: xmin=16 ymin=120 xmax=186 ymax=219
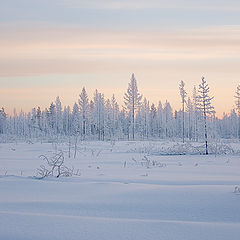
xmin=79 ymin=87 xmax=89 ymax=140
xmin=179 ymin=80 xmax=187 ymax=143
xmin=192 ymin=86 xmax=199 ymax=141
xmin=197 ymin=77 xmax=215 ymax=155
xmin=124 ymin=73 xmax=142 ymax=140
xmin=55 ymin=96 xmax=63 ymax=135
xmin=234 ymin=84 xmax=240 ymax=140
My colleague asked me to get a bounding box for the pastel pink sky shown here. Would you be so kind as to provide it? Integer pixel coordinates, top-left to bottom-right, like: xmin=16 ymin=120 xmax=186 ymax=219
xmin=1 ymin=0 xmax=240 ymax=117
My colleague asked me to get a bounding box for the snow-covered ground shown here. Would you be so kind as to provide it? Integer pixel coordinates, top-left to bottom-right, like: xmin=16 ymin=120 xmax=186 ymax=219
xmin=0 ymin=141 xmax=240 ymax=240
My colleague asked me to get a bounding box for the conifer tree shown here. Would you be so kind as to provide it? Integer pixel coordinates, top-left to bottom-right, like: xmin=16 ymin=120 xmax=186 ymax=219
xmin=234 ymin=84 xmax=240 ymax=139
xmin=179 ymin=80 xmax=187 ymax=143
xmin=124 ymin=73 xmax=142 ymax=140
xmin=0 ymin=108 xmax=7 ymax=134
xmin=71 ymin=102 xmax=80 ymax=135
xmin=150 ymin=103 xmax=157 ymax=137
xmin=186 ymin=97 xmax=193 ymax=140
xmin=93 ymin=90 xmax=105 ymax=140
xmin=197 ymin=77 xmax=215 ymax=155
xmin=55 ymin=96 xmax=63 ymax=135
xmin=192 ymin=86 xmax=199 ymax=141
xmin=157 ymin=101 xmax=163 ymax=138
xmin=47 ymin=102 xmax=56 ymax=135
xmin=110 ymin=94 xmax=119 ymax=139
xmin=79 ymin=87 xmax=89 ymax=140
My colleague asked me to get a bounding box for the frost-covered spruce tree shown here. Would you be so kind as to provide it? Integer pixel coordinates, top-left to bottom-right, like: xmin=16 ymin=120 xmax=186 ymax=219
xmin=179 ymin=80 xmax=187 ymax=143
xmin=111 ymin=94 xmax=119 ymax=139
xmin=0 ymin=108 xmax=7 ymax=134
xmin=93 ymin=90 xmax=105 ymax=140
xmin=157 ymin=101 xmax=164 ymax=138
xmin=124 ymin=73 xmax=142 ymax=140
xmin=143 ymin=98 xmax=150 ymax=139
xmin=71 ymin=102 xmax=80 ymax=136
xmin=47 ymin=102 xmax=56 ymax=136
xmin=197 ymin=77 xmax=215 ymax=155
xmin=55 ymin=96 xmax=63 ymax=135
xmin=118 ymin=108 xmax=129 ymax=140
xmin=234 ymin=84 xmax=240 ymax=139
xmin=29 ymin=108 xmax=36 ymax=138
xmin=78 ymin=87 xmax=89 ymax=140
xmin=192 ymin=86 xmax=199 ymax=141
xmin=149 ymin=103 xmax=157 ymax=137
xmin=186 ymin=97 xmax=193 ymax=140
xmin=105 ymin=99 xmax=112 ymax=139
xmin=63 ymin=106 xmax=71 ymax=136
xmin=36 ymin=107 xmax=42 ymax=133
xmin=105 ymin=94 xmax=119 ymax=140
xmin=163 ymin=100 xmax=173 ymax=138
xmin=136 ymin=97 xmax=150 ymax=139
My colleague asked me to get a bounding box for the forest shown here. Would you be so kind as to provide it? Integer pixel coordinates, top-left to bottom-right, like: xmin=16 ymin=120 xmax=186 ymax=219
xmin=0 ymin=74 xmax=239 ymax=142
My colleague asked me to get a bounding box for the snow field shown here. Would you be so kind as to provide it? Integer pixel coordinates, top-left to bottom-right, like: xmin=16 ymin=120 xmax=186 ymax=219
xmin=0 ymin=141 xmax=240 ymax=240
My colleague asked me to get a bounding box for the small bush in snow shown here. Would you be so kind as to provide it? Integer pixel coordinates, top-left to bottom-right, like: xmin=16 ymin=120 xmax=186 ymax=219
xmin=35 ymin=151 xmax=81 ymax=179
xmin=135 ymin=155 xmax=166 ymax=168
xmin=128 ymin=141 xmax=235 ymax=156
xmin=234 ymin=186 xmax=240 ymax=194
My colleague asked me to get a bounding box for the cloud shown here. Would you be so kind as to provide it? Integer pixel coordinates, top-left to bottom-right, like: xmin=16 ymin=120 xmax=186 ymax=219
xmin=61 ymin=0 xmax=240 ymax=11
xmin=1 ymin=24 xmax=240 ymax=77
xmin=0 ymin=23 xmax=239 ymax=116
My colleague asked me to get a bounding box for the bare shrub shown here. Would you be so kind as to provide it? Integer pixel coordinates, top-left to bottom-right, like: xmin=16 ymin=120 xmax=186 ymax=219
xmin=234 ymin=186 xmax=240 ymax=194
xmin=139 ymin=155 xmax=166 ymax=168
xmin=90 ymin=149 xmax=102 ymax=158
xmin=35 ymin=151 xmax=81 ymax=179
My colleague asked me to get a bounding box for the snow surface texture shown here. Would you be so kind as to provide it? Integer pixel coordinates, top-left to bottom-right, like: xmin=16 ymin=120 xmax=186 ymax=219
xmin=0 ymin=141 xmax=240 ymax=240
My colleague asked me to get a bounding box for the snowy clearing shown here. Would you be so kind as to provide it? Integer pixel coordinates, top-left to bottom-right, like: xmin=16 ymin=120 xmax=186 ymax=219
xmin=0 ymin=141 xmax=240 ymax=240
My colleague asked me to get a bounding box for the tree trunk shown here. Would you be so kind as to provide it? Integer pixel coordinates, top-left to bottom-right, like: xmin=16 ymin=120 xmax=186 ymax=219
xmin=238 ymin=116 xmax=240 ymax=140
xmin=182 ymin=102 xmax=185 ymax=143
xmin=68 ymin=136 xmax=71 ymax=158
xmin=132 ymin=106 xmax=135 ymax=140
xmin=74 ymin=135 xmax=78 ymax=158
xmin=204 ymin=113 xmax=208 ymax=155
xmin=83 ymin=117 xmax=86 ymax=140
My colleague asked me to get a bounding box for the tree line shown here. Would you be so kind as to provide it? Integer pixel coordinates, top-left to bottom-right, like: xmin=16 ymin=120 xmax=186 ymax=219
xmin=0 ymin=74 xmax=240 ymax=147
